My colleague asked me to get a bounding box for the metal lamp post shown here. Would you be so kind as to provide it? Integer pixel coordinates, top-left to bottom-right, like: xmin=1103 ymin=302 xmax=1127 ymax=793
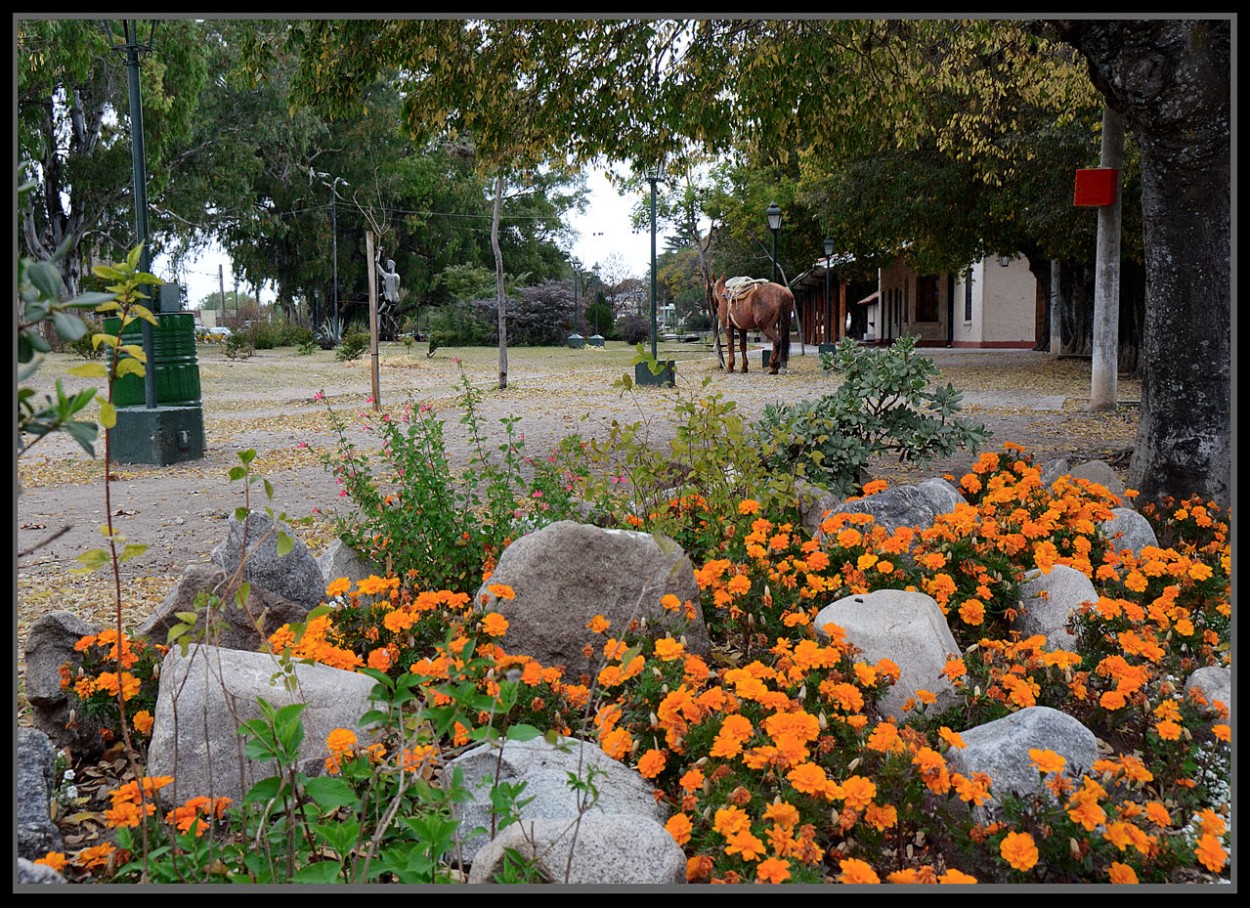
xmin=567 ymin=257 xmax=584 ymax=348
xmin=649 ymin=170 xmax=661 ymax=360
xmin=767 ymin=202 xmax=782 ymax=284
xmin=115 ymin=20 xmax=157 ymax=409
xmin=823 ymin=236 xmax=836 ymax=351
xmin=106 ymin=19 xmax=205 ymax=464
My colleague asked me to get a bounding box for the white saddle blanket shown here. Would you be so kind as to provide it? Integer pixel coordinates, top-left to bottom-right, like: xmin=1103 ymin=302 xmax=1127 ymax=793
xmin=724 ymin=276 xmax=768 ymax=301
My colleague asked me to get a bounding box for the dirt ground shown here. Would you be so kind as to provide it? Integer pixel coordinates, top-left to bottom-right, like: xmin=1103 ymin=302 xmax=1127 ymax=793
xmin=15 ymin=340 xmax=1141 ymax=702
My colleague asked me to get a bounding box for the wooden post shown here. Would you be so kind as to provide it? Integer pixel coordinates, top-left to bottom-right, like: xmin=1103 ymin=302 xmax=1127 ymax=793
xmin=366 ymin=230 xmax=380 ymax=412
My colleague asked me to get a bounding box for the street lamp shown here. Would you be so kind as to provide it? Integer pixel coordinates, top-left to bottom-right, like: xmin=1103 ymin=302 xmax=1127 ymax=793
xmin=649 ymin=168 xmax=662 ymax=361
xmin=112 ymin=20 xmax=158 ymax=408
xmin=824 ymin=236 xmax=835 ymax=347
xmin=767 ymin=202 xmax=782 ymax=284
xmin=567 ymin=256 xmax=584 ymax=348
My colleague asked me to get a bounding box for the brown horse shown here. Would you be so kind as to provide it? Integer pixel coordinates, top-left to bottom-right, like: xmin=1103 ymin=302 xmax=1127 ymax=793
xmin=711 ymin=275 xmax=794 ymax=374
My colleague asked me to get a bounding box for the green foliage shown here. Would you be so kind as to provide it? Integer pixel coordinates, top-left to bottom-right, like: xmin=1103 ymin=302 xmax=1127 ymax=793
xmin=335 ymin=330 xmax=369 ymax=362
xmin=317 ymin=372 xmax=586 ymax=592
xmin=425 ymin=302 xmax=487 ymax=349
xmin=224 ymin=331 xmax=254 ymax=360
xmin=17 ymin=181 xmax=116 ymax=459
xmin=757 ymin=336 xmax=991 ymax=497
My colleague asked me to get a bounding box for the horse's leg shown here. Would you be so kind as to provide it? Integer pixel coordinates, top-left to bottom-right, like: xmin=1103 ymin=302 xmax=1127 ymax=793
xmin=762 ymin=323 xmax=781 ymax=374
xmin=739 ymin=326 xmax=748 ymax=373
xmin=725 ymin=324 xmax=735 ymax=372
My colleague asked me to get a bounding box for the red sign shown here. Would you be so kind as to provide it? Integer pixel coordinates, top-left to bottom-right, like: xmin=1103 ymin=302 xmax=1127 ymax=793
xmin=1074 ymin=168 xmax=1119 ymax=207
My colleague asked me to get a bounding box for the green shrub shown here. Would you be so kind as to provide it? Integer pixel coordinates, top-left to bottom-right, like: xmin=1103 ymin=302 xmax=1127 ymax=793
xmin=756 ymin=335 xmax=991 ymax=497
xmin=336 ymin=330 xmax=370 ymax=362
xmin=425 ymin=302 xmax=487 ymax=348
xmin=224 ymin=332 xmax=254 ymax=360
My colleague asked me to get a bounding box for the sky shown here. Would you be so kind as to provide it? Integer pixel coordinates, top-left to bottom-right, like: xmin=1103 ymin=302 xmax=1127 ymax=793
xmin=158 ymin=167 xmax=675 ymax=309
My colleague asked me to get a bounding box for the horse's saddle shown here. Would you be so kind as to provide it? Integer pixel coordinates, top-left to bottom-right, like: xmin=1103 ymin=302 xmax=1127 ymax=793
xmin=723 ymin=276 xmax=768 ymax=329
xmin=724 ymin=276 xmax=768 ymax=301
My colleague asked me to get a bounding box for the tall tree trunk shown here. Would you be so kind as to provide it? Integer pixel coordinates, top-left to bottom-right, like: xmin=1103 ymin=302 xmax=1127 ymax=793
xmin=491 ymin=173 xmax=508 ymax=390
xmin=1054 ymin=19 xmax=1231 ymax=508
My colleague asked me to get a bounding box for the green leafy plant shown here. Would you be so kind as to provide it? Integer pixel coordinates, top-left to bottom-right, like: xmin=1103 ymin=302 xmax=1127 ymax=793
xmin=336 ymin=330 xmax=369 ymax=362
xmin=224 ymin=331 xmax=254 ymax=360
xmin=758 ymin=335 xmax=991 ymax=498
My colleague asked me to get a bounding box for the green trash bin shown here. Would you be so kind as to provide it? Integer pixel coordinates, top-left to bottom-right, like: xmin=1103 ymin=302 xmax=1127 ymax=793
xmin=103 ymin=313 xmax=202 ymax=407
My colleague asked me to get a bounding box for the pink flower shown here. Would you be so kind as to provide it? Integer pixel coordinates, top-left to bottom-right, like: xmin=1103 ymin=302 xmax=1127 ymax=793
xmin=366 ymin=395 xmax=375 ymax=404
xmin=532 ymin=490 xmax=543 ymax=499
xmin=313 ymin=391 xmax=325 ymax=401
xmin=297 ymin=442 xmax=308 ymax=449
xmin=339 ymin=490 xmax=347 ymax=498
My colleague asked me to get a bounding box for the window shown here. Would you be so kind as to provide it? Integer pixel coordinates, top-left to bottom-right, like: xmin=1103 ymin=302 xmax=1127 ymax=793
xmin=964 ymin=272 xmax=974 ymax=321
xmin=917 ymin=275 xmax=939 ymax=322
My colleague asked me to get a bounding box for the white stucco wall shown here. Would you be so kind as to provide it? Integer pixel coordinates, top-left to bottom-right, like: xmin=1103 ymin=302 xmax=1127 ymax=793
xmin=978 ymin=256 xmax=1037 ymax=344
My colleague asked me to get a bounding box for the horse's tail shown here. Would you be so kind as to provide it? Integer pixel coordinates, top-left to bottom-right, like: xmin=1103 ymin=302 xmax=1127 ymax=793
xmin=779 ymin=292 xmax=793 ymax=367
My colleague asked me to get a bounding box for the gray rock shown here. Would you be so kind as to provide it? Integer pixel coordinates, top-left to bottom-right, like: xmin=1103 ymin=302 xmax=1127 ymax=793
xmin=1067 ymin=459 xmax=1126 ymax=502
xmin=466 ymin=814 xmax=686 ymax=885
xmin=16 ymin=857 xmax=66 ymax=885
xmin=1185 ymin=666 xmax=1232 ymax=718
xmin=447 ymin=735 xmax=667 ymax=865
xmin=138 ymin=563 xmax=313 ymax=653
xmin=23 ymin=611 xmax=109 ymax=759
xmin=825 ymin=478 xmax=966 ymax=535
xmin=147 ymin=643 xmax=378 ymax=806
xmin=474 ymin=521 xmax=709 ymax=682
xmin=947 ymin=706 xmax=1099 ymax=821
xmin=17 ymin=727 xmax=62 ymax=861
xmin=814 ymin=589 xmax=961 ymax=721
xmin=1015 ymin=565 xmax=1098 ymax=652
xmin=1100 ymin=507 xmax=1158 ymax=555
xmin=1038 ymin=457 xmax=1071 ymax=489
xmin=317 ymin=538 xmax=385 ymax=587
xmin=795 ymin=478 xmax=842 ymax=538
xmin=210 ymin=512 xmax=325 ymax=610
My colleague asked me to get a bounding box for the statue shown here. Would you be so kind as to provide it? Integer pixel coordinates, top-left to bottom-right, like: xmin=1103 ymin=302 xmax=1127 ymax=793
xmin=376 ymin=250 xmax=401 ymax=307
xmin=375 ymin=248 xmax=401 ymax=341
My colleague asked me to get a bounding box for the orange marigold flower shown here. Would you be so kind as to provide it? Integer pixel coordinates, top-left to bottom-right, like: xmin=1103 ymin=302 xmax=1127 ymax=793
xmin=680 ymin=767 xmax=705 ymax=793
xmin=600 ymin=726 xmax=633 ymax=761
xmin=756 ymin=856 xmax=791 ymax=884
xmin=367 ymin=647 xmax=393 ymax=672
xmin=325 ymin=577 xmax=352 ymax=598
xmin=585 ymin=614 xmax=610 ymax=634
xmin=327 ymin=727 xmax=357 ymax=754
xmin=738 ymin=499 xmax=762 ymax=516
xmin=480 ymin=612 xmax=509 ymax=637
xmin=1000 ymin=831 xmax=1039 ymax=872
xmin=865 ymin=803 xmax=897 ymax=830
xmin=132 ymin=710 xmax=154 ymax=736
xmin=1194 ymin=834 xmax=1227 ymax=873
xmin=1108 ymin=862 xmax=1138 ymax=884
xmin=637 ymin=748 xmax=666 ymax=779
xmin=958 ymin=599 xmax=985 ymax=626
xmin=486 ymin=583 xmax=516 ymax=601
xmin=654 ymin=637 xmax=685 ymax=662
xmin=686 ymin=854 xmax=714 ymax=883
xmin=1028 ymin=748 xmax=1066 ymax=775
xmin=1154 ymin=720 xmax=1182 ymax=741
xmin=72 ymin=842 xmax=116 ymax=871
xmin=665 ymin=812 xmax=693 ymax=845
xmin=840 ymin=775 xmax=877 ymax=811
xmin=838 ymin=858 xmax=881 ymax=884
xmin=725 ymin=829 xmax=767 ymax=862
xmin=1144 ymin=802 xmax=1172 ymax=827
xmin=1212 ymin=724 xmax=1230 ymax=743
xmin=35 ymin=852 xmax=67 ymax=872
xmin=938 ymin=868 xmax=978 ymax=884
xmin=939 ymin=726 xmax=966 ymax=750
